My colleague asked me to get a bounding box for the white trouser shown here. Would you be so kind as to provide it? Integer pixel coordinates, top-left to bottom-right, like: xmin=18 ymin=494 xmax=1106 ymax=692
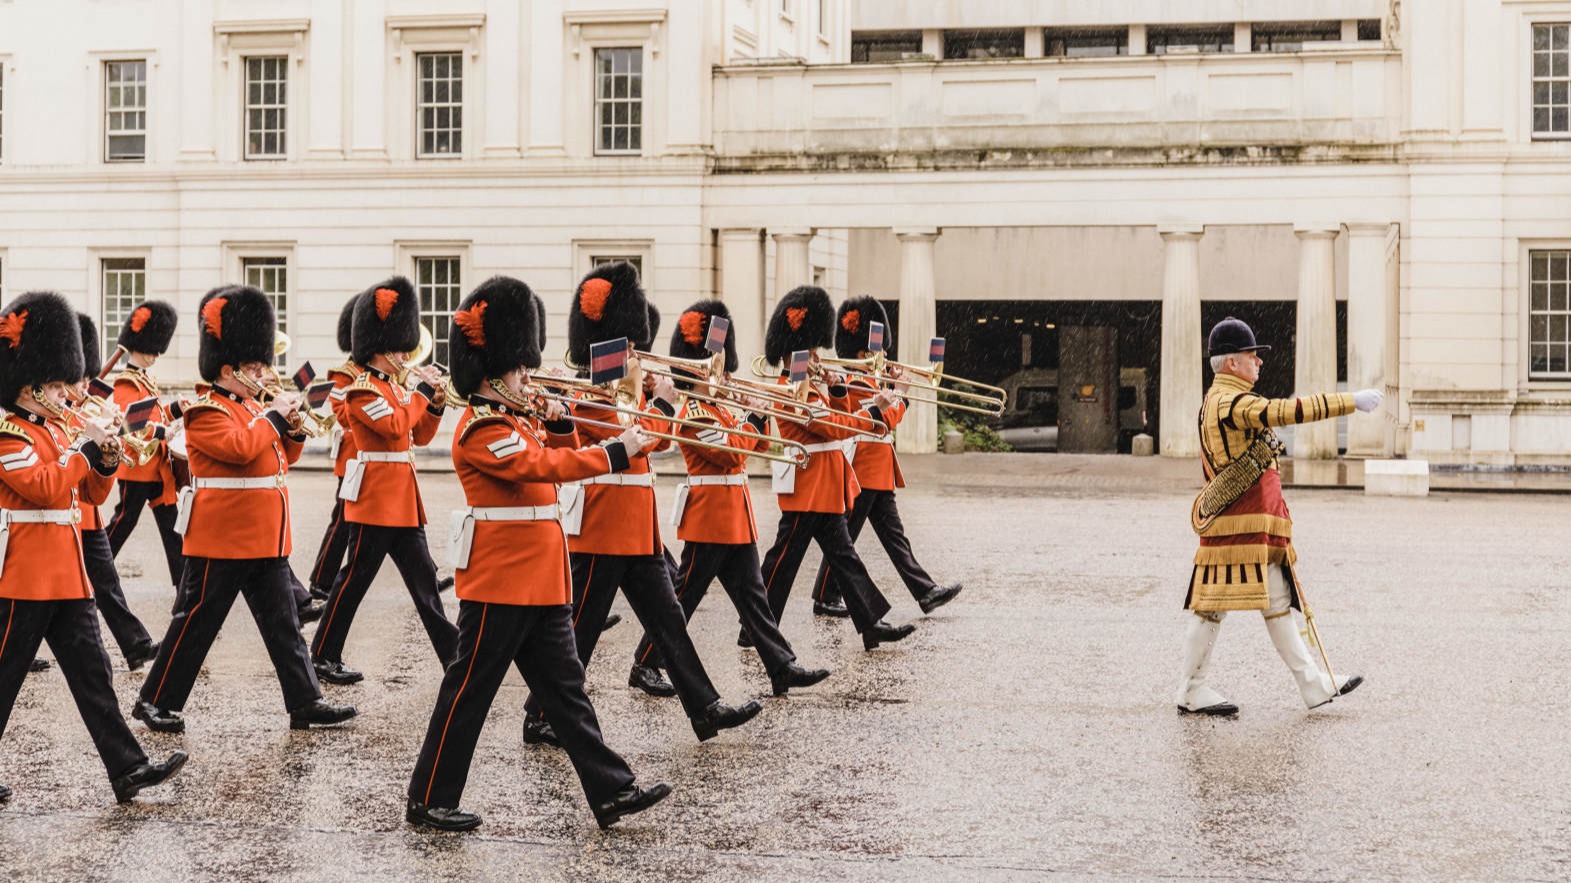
xmin=1177 ymin=565 xmax=1344 ymax=710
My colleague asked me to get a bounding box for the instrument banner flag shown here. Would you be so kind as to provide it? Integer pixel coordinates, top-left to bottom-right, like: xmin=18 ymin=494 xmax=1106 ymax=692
xmin=291 ymin=362 xmax=317 ymax=391
xmin=705 ymin=317 xmax=729 ymax=355
xmin=88 ymin=378 xmax=115 ymax=399
xmin=124 ymin=396 xmax=159 ymax=432
xmin=305 ymin=381 xmax=334 ymax=411
xmin=590 ymin=338 xmax=629 ymax=386
xmin=868 ymin=321 xmax=885 ymax=353
xmin=789 ymin=350 xmax=810 ymax=383
xmin=929 ymin=337 xmax=946 ymax=363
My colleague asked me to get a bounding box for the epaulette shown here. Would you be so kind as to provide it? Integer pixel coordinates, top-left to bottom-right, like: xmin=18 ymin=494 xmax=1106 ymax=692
xmin=326 ymin=361 xmax=360 ymax=381
xmin=0 ymin=419 xmax=32 ymax=442
xmin=346 ymin=373 xmax=381 ymax=395
xmin=179 ymin=394 xmax=225 ymax=416
xmin=458 ymin=404 xmax=511 ymax=443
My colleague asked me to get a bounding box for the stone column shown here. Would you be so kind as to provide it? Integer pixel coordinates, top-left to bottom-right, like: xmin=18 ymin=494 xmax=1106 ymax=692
xmin=1158 ymin=225 xmax=1204 ymax=458
xmin=1345 ymin=222 xmax=1395 ymax=458
xmin=1294 ymin=225 xmax=1340 ymax=459
xmin=772 ymin=229 xmax=814 ymax=297
xmin=894 ymin=227 xmax=940 ymax=455
xmin=718 ymin=229 xmax=766 ymax=365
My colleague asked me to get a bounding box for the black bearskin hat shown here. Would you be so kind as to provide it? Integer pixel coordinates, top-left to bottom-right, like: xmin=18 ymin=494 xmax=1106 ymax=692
xmin=670 ymin=299 xmax=738 ymax=373
xmin=835 ymin=295 xmax=890 ymax=359
xmin=567 ymin=261 xmax=647 ymax=367
xmin=638 ymin=302 xmax=661 ymax=352
xmin=78 ymin=313 xmax=102 ymax=380
xmin=534 ymin=292 xmax=548 ymax=351
xmin=336 ymin=297 xmax=356 ymax=354
xmin=448 ymin=276 xmax=542 ymax=398
xmin=116 ymin=300 xmax=177 ymax=356
xmin=764 ymin=285 xmax=834 ymax=365
xmin=0 ymin=292 xmax=86 ymax=406
xmin=351 ymin=276 xmax=422 ymax=365
xmin=197 ymin=285 xmax=276 ymax=383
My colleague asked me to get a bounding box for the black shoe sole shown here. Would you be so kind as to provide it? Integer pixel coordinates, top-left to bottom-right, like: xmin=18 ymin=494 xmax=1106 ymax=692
xmin=132 ymin=707 xmax=185 ymax=734
xmin=522 ymin=724 xmax=560 ymax=747
xmin=407 ymin=808 xmax=481 ymax=832
xmin=693 ymin=703 xmax=762 ymax=742
xmin=124 ymin=647 xmax=158 ymax=672
xmin=863 ymin=626 xmax=916 ymax=651
xmin=594 ymin=784 xmax=672 ymax=829
xmin=628 ymin=679 xmax=677 ymax=698
xmin=771 ymin=669 xmax=831 ymax=696
xmin=812 ymin=603 xmax=850 ymax=618
xmin=289 ymin=714 xmax=356 ymax=731
xmin=1177 ymin=704 xmax=1240 ymax=717
xmin=314 ymin=664 xmax=365 ymax=686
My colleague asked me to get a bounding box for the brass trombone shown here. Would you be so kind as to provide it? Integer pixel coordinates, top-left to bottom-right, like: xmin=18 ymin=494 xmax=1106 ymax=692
xmin=742 ymin=355 xmax=894 ymax=439
xmin=522 ymin=376 xmax=811 ymax=467
xmin=633 ymin=351 xmax=814 ymax=426
xmin=754 ymin=352 xmax=1008 ymax=417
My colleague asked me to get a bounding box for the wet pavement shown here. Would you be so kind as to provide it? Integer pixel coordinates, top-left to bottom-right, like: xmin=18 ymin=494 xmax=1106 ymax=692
xmin=3 ymin=454 xmax=1567 ymax=882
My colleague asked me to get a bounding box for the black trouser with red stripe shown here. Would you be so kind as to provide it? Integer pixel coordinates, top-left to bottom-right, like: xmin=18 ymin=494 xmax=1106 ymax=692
xmin=0 ymin=597 xmax=148 ymax=782
xmin=140 ymin=557 xmax=321 ymax=713
xmin=812 ymin=489 xmax=935 ymax=606
xmin=409 ymin=600 xmax=635 ymax=811
xmin=761 ymin=510 xmax=893 ymax=633
xmin=105 ymin=478 xmax=186 ymax=587
xmin=635 ymin=542 xmax=797 ymax=676
xmin=524 ymin=552 xmax=720 ymax=721
xmin=311 ymin=523 xmax=457 ymax=668
xmin=308 ymin=478 xmax=351 ymax=594
xmin=81 ymin=528 xmax=155 ymax=662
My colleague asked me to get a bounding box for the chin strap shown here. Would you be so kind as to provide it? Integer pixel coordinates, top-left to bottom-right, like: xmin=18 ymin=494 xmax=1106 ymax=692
xmin=29 ymin=386 xmax=66 ymax=418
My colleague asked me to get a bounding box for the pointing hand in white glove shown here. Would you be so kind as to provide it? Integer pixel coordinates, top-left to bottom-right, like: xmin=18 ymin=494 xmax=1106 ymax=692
xmin=1352 ymin=388 xmax=1384 ymax=413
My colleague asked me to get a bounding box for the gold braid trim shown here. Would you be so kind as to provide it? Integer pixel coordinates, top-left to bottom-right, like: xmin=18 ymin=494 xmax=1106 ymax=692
xmin=1197 ymin=514 xmax=1293 ymax=538
xmin=0 ymin=419 xmax=31 ymax=442
xmin=1192 ymin=543 xmax=1297 ymax=567
xmin=1188 ymin=564 xmax=1269 ymax=612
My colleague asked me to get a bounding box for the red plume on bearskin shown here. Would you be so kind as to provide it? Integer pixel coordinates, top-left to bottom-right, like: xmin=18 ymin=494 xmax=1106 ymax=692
xmin=668 ymin=299 xmax=737 ymax=373
xmin=202 ymin=298 xmax=227 ymax=340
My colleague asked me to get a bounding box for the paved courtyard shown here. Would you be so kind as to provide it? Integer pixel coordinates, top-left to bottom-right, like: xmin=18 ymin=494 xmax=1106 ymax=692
xmin=1 ymin=454 xmax=1566 ymax=882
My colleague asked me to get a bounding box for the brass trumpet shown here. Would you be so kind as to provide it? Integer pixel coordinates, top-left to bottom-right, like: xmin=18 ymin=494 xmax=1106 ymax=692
xmin=523 ymin=377 xmax=810 ymax=467
xmin=67 ymin=391 xmax=154 ymax=466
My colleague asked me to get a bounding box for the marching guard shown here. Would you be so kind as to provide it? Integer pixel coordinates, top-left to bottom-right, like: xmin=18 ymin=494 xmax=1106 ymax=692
xmin=72 ymin=312 xmax=159 ymax=671
xmin=132 ymin=286 xmax=355 ymax=734
xmin=0 ymin=291 xmax=186 ymax=805
xmin=1176 ymin=317 xmax=1379 ymax=716
xmin=755 ymin=286 xmax=914 ymax=650
xmin=810 ymin=296 xmax=962 ymax=618
xmin=311 ymin=278 xmax=457 ymax=685
xmin=521 ymin=262 xmax=761 ymax=745
xmin=103 ymin=300 xmax=186 ymax=589
xmin=406 ymin=275 xmax=669 ymax=832
xmin=629 ymin=299 xmax=830 ymax=697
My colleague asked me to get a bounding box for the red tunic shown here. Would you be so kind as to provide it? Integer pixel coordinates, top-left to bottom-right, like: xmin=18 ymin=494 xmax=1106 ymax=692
xmin=451 ymin=401 xmax=623 ymax=605
xmin=326 ymin=362 xmax=361 ymax=479
xmin=844 ymin=377 xmax=906 ymax=491
xmin=180 ymin=387 xmax=304 ymax=560
xmin=773 ymin=379 xmax=878 ymax=515
xmin=675 ymin=399 xmax=765 ymax=545
xmin=0 ymin=410 xmax=115 ymax=601
xmin=341 ymin=368 xmax=442 ymax=528
xmin=566 ymin=392 xmax=674 ymax=557
xmin=112 ymin=366 xmax=177 ymax=504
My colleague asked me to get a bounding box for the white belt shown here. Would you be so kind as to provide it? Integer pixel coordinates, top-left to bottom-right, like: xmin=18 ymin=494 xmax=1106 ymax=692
xmin=467 ymin=505 xmax=558 ymax=521
xmin=857 ymin=435 xmax=894 ymax=446
xmin=802 ymin=442 xmax=843 ymax=454
xmin=194 ymin=475 xmax=287 ymax=490
xmin=0 ymin=507 xmax=80 ymax=525
xmin=357 ymin=450 xmax=415 ymax=464
xmin=584 ymin=473 xmax=654 ymax=487
xmin=685 ymin=474 xmax=747 ymax=487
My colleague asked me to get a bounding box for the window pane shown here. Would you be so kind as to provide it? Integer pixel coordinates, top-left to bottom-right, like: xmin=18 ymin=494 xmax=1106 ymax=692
xmin=416 ymin=52 xmax=462 ymax=156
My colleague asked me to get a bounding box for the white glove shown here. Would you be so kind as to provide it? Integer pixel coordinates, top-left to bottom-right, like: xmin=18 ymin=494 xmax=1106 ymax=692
xmin=1352 ymin=388 xmax=1384 ymax=413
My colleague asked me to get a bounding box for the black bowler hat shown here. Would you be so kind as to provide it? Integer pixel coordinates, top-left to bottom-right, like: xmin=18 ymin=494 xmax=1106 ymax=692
xmin=1207 ymin=317 xmax=1272 ymax=357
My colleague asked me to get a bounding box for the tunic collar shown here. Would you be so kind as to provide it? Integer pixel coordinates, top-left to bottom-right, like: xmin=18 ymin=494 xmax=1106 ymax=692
xmin=1212 ymin=372 xmax=1255 ymax=394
